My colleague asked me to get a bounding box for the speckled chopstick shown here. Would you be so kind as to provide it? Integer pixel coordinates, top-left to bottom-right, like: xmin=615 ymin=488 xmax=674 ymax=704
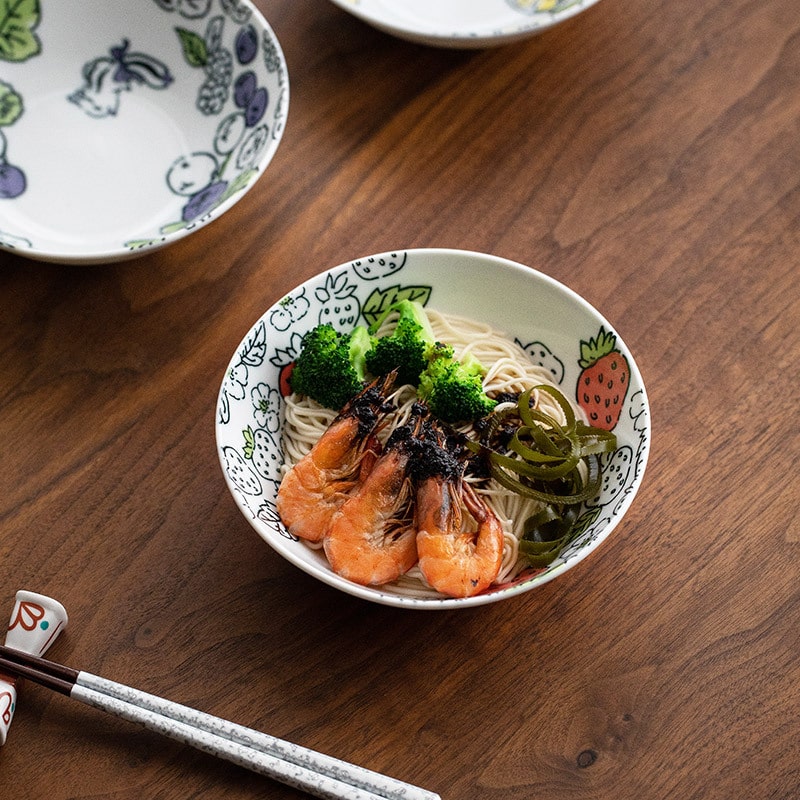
xmin=0 ymin=645 xmax=440 ymax=800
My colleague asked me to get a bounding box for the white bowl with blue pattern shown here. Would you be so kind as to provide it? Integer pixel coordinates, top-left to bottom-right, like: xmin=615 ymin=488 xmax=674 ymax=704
xmin=0 ymin=0 xmax=288 ymax=264
xmin=216 ymin=248 xmax=651 ymax=609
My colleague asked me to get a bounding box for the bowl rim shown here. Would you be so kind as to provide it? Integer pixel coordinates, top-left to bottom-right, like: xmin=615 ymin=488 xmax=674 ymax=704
xmin=0 ymin=0 xmax=289 ymax=265
xmin=325 ymin=0 xmax=604 ymax=48
xmin=215 ymin=247 xmax=651 ymax=609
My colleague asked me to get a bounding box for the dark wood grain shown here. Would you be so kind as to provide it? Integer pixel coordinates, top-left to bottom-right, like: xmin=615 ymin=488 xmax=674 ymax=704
xmin=1 ymin=0 xmax=799 ymax=797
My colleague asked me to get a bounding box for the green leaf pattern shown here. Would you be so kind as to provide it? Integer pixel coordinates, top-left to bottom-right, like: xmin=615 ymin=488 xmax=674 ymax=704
xmin=0 ymin=79 xmax=22 ymax=125
xmin=0 ymin=0 xmax=41 ymax=62
xmin=362 ymin=285 xmax=432 ymax=328
xmin=176 ymin=27 xmax=208 ymax=67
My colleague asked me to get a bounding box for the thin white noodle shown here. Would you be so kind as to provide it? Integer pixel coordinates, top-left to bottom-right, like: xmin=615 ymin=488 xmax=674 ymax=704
xmin=280 ymin=308 xmax=582 ymax=598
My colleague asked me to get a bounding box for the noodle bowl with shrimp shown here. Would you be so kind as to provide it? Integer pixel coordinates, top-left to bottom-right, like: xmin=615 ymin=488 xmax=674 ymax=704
xmin=280 ymin=308 xmax=588 ymax=600
xmin=217 ymin=248 xmax=650 ymax=609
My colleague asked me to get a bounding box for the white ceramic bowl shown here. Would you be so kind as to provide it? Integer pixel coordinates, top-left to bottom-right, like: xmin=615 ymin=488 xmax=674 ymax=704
xmin=0 ymin=0 xmax=288 ymax=264
xmin=216 ymin=249 xmax=650 ymax=609
xmin=327 ymin=0 xmax=603 ymax=48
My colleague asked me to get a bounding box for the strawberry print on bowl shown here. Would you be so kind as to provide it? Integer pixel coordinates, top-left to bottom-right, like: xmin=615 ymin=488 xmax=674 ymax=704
xmin=577 ymin=327 xmax=630 ymax=431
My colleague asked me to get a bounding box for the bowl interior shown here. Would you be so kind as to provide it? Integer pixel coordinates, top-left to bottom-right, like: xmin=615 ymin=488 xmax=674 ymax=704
xmin=327 ymin=0 xmax=602 ymax=47
xmin=216 ymin=249 xmax=651 ymax=609
xmin=0 ymin=0 xmax=288 ymax=263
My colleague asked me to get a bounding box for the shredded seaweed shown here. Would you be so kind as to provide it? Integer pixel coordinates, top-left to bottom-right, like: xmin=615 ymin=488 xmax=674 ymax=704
xmin=465 ymin=385 xmax=617 ymax=567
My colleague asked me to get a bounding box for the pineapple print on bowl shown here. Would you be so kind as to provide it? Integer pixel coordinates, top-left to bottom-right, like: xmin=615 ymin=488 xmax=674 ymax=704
xmin=0 ymin=0 xmax=288 ymax=264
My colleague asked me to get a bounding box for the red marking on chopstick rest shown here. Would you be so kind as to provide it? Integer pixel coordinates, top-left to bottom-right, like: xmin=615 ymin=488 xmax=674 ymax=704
xmin=0 ymin=691 xmax=13 ymax=725
xmin=8 ymin=601 xmax=46 ymax=633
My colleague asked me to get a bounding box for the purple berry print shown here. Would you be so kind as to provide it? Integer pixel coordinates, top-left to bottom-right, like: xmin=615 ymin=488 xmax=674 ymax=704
xmin=234 ymin=71 xmax=257 ymax=109
xmin=245 ymin=87 xmax=268 ymax=128
xmin=0 ymin=163 xmax=25 ymax=198
xmin=182 ymin=180 xmax=228 ymax=221
xmin=235 ymin=25 xmax=258 ymax=65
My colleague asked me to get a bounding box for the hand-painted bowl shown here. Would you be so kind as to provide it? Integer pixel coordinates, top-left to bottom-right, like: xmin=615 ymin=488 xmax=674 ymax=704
xmin=216 ymin=249 xmax=650 ymax=609
xmin=326 ymin=0 xmax=603 ymax=49
xmin=0 ymin=0 xmax=288 ymax=264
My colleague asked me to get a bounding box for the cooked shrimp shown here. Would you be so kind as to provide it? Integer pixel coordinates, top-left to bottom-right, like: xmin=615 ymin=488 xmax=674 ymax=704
xmin=276 ymin=374 xmax=394 ymax=542
xmin=324 ymin=414 xmax=423 ymax=586
xmin=414 ymin=431 xmax=504 ymax=598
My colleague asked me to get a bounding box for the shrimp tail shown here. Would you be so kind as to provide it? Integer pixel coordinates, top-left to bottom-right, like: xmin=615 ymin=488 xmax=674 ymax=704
xmin=323 ymin=406 xmax=426 ymax=586
xmin=414 ymin=422 xmax=504 ymax=598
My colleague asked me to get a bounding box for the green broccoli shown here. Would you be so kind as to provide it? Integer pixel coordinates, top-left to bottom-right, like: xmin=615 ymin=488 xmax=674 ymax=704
xmin=365 ymin=299 xmax=436 ymax=387
xmin=289 ymin=323 xmax=373 ymax=410
xmin=418 ymin=342 xmax=497 ymax=424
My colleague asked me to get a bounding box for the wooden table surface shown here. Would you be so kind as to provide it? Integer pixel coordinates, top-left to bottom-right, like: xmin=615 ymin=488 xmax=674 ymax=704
xmin=2 ymin=0 xmax=799 ymax=797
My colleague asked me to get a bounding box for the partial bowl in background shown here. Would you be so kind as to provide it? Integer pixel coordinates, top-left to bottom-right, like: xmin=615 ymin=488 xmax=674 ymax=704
xmin=326 ymin=0 xmax=603 ymax=48
xmin=216 ymin=248 xmax=651 ymax=609
xmin=0 ymin=0 xmax=288 ymax=264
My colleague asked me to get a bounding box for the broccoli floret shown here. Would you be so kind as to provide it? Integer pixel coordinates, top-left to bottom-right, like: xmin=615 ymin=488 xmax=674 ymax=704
xmin=418 ymin=343 xmax=497 ymax=424
xmin=289 ymin=323 xmax=373 ymax=410
xmin=365 ymin=299 xmax=436 ymax=387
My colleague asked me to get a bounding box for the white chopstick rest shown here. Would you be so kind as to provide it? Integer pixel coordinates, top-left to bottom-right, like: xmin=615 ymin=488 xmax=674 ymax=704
xmin=0 ymin=590 xmax=68 ymax=745
xmin=0 ymin=680 xmax=11 ymax=746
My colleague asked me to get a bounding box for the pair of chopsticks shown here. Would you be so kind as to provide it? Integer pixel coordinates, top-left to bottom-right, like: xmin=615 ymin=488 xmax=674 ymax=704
xmin=0 ymin=645 xmax=440 ymax=800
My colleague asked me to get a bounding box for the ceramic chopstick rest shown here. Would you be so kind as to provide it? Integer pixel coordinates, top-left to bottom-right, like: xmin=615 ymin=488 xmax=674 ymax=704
xmin=0 ymin=590 xmax=68 ymax=744
xmin=4 ymin=591 xmax=68 ymax=656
